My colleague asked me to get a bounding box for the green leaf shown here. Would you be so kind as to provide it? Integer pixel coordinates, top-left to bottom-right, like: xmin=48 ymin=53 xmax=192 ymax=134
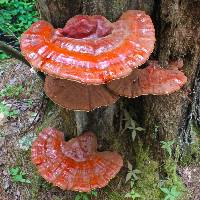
xmin=82 ymin=195 xmax=89 ymax=200
xmin=127 ymin=161 xmax=133 ymax=171
xmin=132 ymin=174 xmax=139 ymax=181
xmin=125 ymin=193 xmax=131 ymax=198
xmin=131 ymin=131 xmax=136 ymax=141
xmin=9 ymin=166 xmax=31 ymax=184
xmin=160 ymin=140 xmax=175 ymax=157
xmin=130 ymin=119 xmax=136 ymax=129
xmin=170 ymin=186 xmax=177 ymax=194
xmin=135 ymin=127 xmax=145 ymax=131
xmin=130 ymin=180 xmax=134 ymax=188
xmin=171 ymin=186 xmax=181 ymax=197
xmin=0 ymin=51 xmax=10 ymax=60
xmin=25 ymin=179 xmax=31 ymax=184
xmin=125 ymin=172 xmax=132 ymax=183
xmin=133 ymin=169 xmax=141 ymax=174
xmin=90 ymin=190 xmax=97 ymax=197
xmin=13 ymin=174 xmax=23 ymax=182
xmin=9 ymin=167 xmax=20 ymax=175
xmin=123 ymin=110 xmax=130 ymax=121
xmin=164 ymin=196 xmax=171 ymax=200
xmin=160 ymin=187 xmax=170 ymax=194
xmin=75 ymin=195 xmax=82 ymax=200
xmin=132 ymin=193 xmax=141 ymax=199
xmin=0 ymin=0 xmax=8 ymax=4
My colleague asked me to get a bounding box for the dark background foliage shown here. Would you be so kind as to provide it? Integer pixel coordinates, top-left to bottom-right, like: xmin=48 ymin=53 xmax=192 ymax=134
xmin=0 ymin=0 xmax=38 ymax=59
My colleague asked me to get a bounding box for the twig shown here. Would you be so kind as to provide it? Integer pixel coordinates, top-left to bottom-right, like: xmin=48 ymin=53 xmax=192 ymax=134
xmin=0 ymin=40 xmax=29 ymax=65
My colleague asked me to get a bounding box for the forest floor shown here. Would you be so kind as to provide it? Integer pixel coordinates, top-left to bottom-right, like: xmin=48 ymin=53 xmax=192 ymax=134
xmin=0 ymin=59 xmax=199 ymax=200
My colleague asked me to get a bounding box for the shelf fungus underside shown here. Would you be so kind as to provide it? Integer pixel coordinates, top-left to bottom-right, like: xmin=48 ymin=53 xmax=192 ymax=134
xmin=44 ymin=76 xmax=119 ymax=111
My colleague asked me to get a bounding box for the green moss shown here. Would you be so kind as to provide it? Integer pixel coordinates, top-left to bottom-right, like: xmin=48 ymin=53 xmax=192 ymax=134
xmin=30 ymin=171 xmax=42 ymax=200
xmin=106 ymin=192 xmax=125 ymax=200
xmin=13 ymin=150 xmax=41 ymax=200
xmin=163 ymin=158 xmax=186 ymax=199
xmin=180 ymin=120 xmax=200 ymax=166
xmin=29 ymin=165 xmax=54 ymax=199
xmin=35 ymin=102 xmax=62 ymax=134
xmin=130 ymin=142 xmax=187 ymax=200
xmin=0 ymin=84 xmax=24 ymax=98
xmin=180 ymin=143 xmax=200 ymax=166
xmin=133 ymin=143 xmax=162 ymax=200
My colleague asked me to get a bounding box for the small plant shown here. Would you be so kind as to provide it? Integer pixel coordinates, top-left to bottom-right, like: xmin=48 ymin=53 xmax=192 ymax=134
xmin=27 ymin=99 xmax=33 ymax=107
xmin=75 ymin=190 xmax=97 ymax=200
xmin=0 ymin=51 xmax=10 ymax=59
xmin=0 ymin=131 xmax=4 ymax=138
xmin=9 ymin=166 xmax=31 ymax=184
xmin=122 ymin=110 xmax=145 ymax=142
xmin=126 ymin=161 xmax=141 ymax=187
xmin=0 ymin=101 xmax=19 ymax=118
xmin=125 ymin=161 xmax=141 ymax=199
xmin=160 ymin=186 xmax=181 ymax=200
xmin=152 ymin=125 xmax=159 ymax=139
xmin=0 ymin=84 xmax=24 ymax=98
xmin=125 ymin=189 xmax=141 ymax=200
xmin=0 ymin=0 xmax=38 ymax=37
xmin=160 ymin=140 xmax=175 ymax=157
xmin=0 ymin=0 xmax=38 ymax=60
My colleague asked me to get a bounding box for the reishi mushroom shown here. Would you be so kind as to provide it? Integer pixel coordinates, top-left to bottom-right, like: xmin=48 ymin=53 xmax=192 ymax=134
xmin=20 ymin=10 xmax=155 ymax=84
xmin=20 ymin=10 xmax=187 ymax=112
xmin=31 ymin=128 xmax=123 ymax=192
xmin=107 ymin=60 xmax=187 ymax=98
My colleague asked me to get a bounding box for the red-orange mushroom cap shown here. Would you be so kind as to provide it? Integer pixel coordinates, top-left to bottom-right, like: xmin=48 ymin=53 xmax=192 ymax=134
xmin=107 ymin=60 xmax=187 ymax=98
xmin=20 ymin=10 xmax=155 ymax=84
xmin=31 ymin=128 xmax=123 ymax=192
xmin=62 ymin=15 xmax=113 ymax=39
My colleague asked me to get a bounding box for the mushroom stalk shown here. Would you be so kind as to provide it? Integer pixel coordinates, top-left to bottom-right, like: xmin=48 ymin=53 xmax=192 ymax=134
xmin=0 ymin=41 xmax=45 ymax=81
xmin=74 ymin=111 xmax=89 ymax=134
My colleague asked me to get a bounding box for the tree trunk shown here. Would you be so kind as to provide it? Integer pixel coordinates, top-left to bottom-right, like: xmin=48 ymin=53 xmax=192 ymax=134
xmin=36 ymin=0 xmax=199 ymax=159
xmin=141 ymin=0 xmax=200 ymax=160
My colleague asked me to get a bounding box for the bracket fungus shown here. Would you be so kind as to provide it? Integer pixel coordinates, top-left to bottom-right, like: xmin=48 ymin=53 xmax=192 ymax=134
xmin=20 ymin=10 xmax=187 ymax=111
xmin=20 ymin=10 xmax=155 ymax=84
xmin=31 ymin=128 xmax=123 ymax=192
xmin=20 ymin=10 xmax=155 ymax=111
xmin=107 ymin=60 xmax=187 ymax=98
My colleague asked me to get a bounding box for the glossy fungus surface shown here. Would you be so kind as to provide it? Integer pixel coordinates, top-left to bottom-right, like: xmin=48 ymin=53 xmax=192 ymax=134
xmin=20 ymin=10 xmax=155 ymax=84
xmin=31 ymin=128 xmax=123 ymax=192
xmin=62 ymin=15 xmax=113 ymax=39
xmin=107 ymin=61 xmax=187 ymax=98
xmin=44 ymin=76 xmax=119 ymax=111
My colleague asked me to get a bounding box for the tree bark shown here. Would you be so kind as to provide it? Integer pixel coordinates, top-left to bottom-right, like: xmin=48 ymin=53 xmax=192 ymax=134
xmin=141 ymin=0 xmax=200 ymax=159
xmin=36 ymin=0 xmax=82 ymax=28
